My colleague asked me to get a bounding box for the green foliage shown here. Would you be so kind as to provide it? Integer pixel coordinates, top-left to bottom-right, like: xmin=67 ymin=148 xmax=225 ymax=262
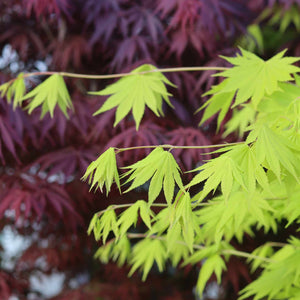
xmin=4 ymin=48 xmax=300 ymax=299
xmin=240 ymin=238 xmax=300 ymax=299
xmin=200 ymin=48 xmax=300 ymax=128
xmin=22 ymin=74 xmax=72 ymax=118
xmin=82 ymin=49 xmax=300 ymax=299
xmin=0 ymin=73 xmax=26 ymax=109
xmin=81 ymin=147 xmax=120 ymax=195
xmin=90 ymin=64 xmax=175 ymax=130
xmin=122 ymin=147 xmax=184 ymax=204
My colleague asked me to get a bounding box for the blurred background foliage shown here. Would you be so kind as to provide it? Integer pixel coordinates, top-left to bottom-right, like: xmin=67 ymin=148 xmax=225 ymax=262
xmin=0 ymin=1 xmax=300 ymax=299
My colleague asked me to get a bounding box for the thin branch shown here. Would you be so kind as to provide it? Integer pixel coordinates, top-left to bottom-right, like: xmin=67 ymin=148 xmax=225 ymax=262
xmin=14 ymin=66 xmax=228 ymax=81
xmin=96 ymin=202 xmax=168 ymax=216
xmin=114 ymin=142 xmax=244 ymax=153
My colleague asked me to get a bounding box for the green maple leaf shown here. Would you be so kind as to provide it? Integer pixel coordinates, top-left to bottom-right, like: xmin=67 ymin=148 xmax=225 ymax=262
xmin=129 ymin=239 xmax=167 ymax=281
xmin=90 ymin=64 xmax=175 ymax=130
xmin=0 ymin=73 xmax=26 ymax=109
xmin=198 ymin=48 xmax=300 ymax=129
xmin=186 ymin=146 xmax=245 ymax=201
xmin=122 ymin=147 xmax=184 ymax=204
xmin=22 ymin=74 xmax=73 ymax=118
xmin=82 ymin=147 xmax=120 ymax=195
xmin=218 ymin=48 xmax=300 ymax=108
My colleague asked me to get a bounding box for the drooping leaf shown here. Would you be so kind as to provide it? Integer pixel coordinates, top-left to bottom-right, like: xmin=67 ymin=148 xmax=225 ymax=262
xmin=186 ymin=145 xmax=245 ymax=201
xmin=90 ymin=64 xmax=176 ymax=129
xmin=22 ymin=74 xmax=73 ymax=118
xmin=82 ymin=147 xmax=120 ymax=195
xmin=128 ymin=238 xmax=167 ymax=281
xmin=246 ymin=125 xmax=300 ymax=181
xmin=122 ymin=147 xmax=184 ymax=204
xmin=196 ymin=254 xmax=226 ymax=296
xmin=0 ymin=73 xmax=26 ymax=109
xmin=240 ymin=244 xmax=300 ymax=300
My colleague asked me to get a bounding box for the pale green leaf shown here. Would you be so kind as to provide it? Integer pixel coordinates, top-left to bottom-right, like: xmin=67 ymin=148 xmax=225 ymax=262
xmin=22 ymin=74 xmax=73 ymax=118
xmin=128 ymin=239 xmax=167 ymax=281
xmin=195 ymin=255 xmax=226 ymax=296
xmin=91 ymin=64 xmax=176 ymax=129
xmin=217 ymin=48 xmax=300 ymax=108
xmin=123 ymin=148 xmax=184 ymax=204
xmin=82 ymin=147 xmax=120 ymax=195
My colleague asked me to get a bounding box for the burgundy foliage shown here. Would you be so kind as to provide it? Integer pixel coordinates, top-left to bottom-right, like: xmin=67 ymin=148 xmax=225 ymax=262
xmin=0 ymin=0 xmax=299 ymax=299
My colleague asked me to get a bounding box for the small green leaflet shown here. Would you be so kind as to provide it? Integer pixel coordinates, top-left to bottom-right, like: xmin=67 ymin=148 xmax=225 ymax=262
xmin=223 ymin=104 xmax=256 ymax=138
xmin=22 ymin=74 xmax=73 ymax=118
xmin=246 ymin=125 xmax=300 ymax=182
xmin=196 ymin=255 xmax=226 ymax=296
xmin=0 ymin=73 xmax=26 ymax=109
xmin=117 ymin=200 xmax=154 ymax=236
xmin=172 ymin=192 xmax=201 ymax=251
xmin=122 ymin=147 xmax=184 ymax=204
xmin=128 ymin=238 xmax=167 ymax=281
xmin=82 ymin=147 xmax=120 ymax=195
xmin=248 ymin=244 xmax=274 ymax=273
xmin=218 ymin=48 xmax=300 ymax=108
xmin=186 ymin=146 xmax=245 ymax=201
xmin=90 ymin=64 xmax=176 ymax=130
xmin=94 ymin=236 xmax=131 ymax=267
xmin=198 ymin=80 xmax=235 ymax=131
xmin=87 ymin=208 xmax=119 ymax=243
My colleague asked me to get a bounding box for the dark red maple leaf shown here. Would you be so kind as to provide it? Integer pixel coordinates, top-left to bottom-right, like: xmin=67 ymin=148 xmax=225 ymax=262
xmin=0 ymin=173 xmax=83 ymax=229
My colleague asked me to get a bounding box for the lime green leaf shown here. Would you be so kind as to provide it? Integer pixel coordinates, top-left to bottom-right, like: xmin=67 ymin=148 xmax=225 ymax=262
xmin=186 ymin=146 xmax=245 ymax=201
xmin=218 ymin=48 xmax=300 ymax=108
xmin=166 ymin=222 xmax=181 ymax=253
xmin=128 ymin=239 xmax=167 ymax=281
xmin=90 ymin=208 xmax=119 ymax=243
xmin=198 ymin=80 xmax=235 ymax=131
xmin=110 ymin=236 xmax=131 ymax=266
xmin=246 ymin=125 xmax=300 ymax=181
xmin=22 ymin=74 xmax=73 ymax=118
xmin=227 ymin=144 xmax=271 ymax=194
xmin=223 ymin=104 xmax=256 ymax=137
xmin=240 ymin=246 xmax=300 ymax=300
xmin=0 ymin=73 xmax=26 ymax=109
xmin=195 ymin=254 xmax=226 ymax=296
xmin=90 ymin=64 xmax=176 ymax=130
xmin=248 ymin=244 xmax=274 ymax=272
xmin=117 ymin=202 xmax=140 ymax=236
xmin=137 ymin=200 xmax=154 ymax=229
xmin=123 ymin=147 xmax=184 ymax=204
xmin=94 ymin=241 xmax=114 ymax=264
xmin=82 ymin=147 xmax=120 ymax=195
xmin=197 ymin=191 xmax=275 ymax=244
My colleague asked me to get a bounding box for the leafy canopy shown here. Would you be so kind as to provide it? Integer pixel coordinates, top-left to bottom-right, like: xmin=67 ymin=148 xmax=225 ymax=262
xmin=3 ymin=47 xmax=300 ymax=300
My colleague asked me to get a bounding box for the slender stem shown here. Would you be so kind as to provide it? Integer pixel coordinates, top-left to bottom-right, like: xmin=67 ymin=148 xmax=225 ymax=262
xmin=222 ymin=249 xmax=273 ymax=263
xmin=16 ymin=66 xmax=228 ymax=81
xmin=114 ymin=142 xmax=244 ymax=153
xmin=96 ymin=201 xmax=213 ymax=216
xmin=96 ymin=202 xmax=169 ymax=216
xmin=264 ymin=242 xmax=289 ymax=248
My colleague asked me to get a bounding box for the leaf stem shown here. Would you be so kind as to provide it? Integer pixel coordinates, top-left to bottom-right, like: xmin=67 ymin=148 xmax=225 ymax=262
xmin=16 ymin=66 xmax=228 ymax=81
xmin=114 ymin=142 xmax=244 ymax=153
